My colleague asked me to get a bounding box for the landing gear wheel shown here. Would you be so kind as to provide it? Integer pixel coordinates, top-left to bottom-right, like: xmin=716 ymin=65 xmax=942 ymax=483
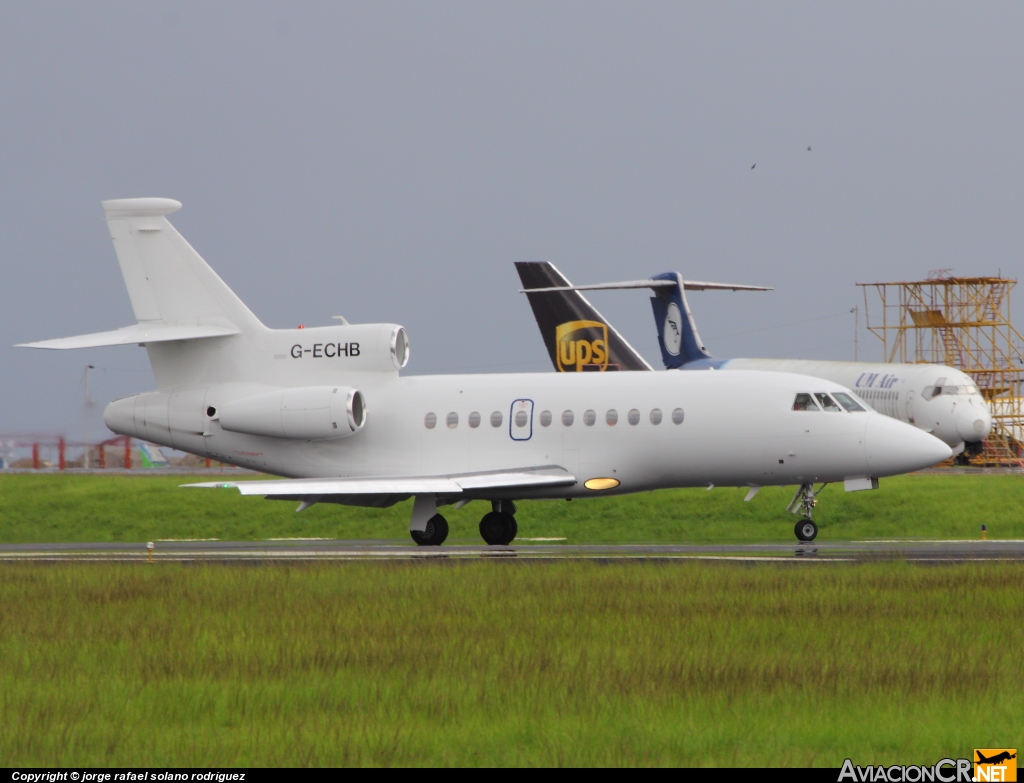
xmin=503 ymin=514 xmax=518 ymax=545
xmin=795 ymin=517 xmax=818 ymax=542
xmin=480 ymin=511 xmax=516 ymax=545
xmin=411 ymin=513 xmax=449 ymax=546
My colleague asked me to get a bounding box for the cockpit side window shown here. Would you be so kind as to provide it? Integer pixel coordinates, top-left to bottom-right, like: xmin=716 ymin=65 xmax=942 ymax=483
xmin=814 ymin=392 xmax=843 ymax=412
xmin=832 ymin=392 xmax=867 ymax=412
xmin=792 ymin=393 xmax=820 ymax=411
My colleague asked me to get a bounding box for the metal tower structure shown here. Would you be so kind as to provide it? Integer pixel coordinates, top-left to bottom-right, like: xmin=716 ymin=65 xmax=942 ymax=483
xmin=858 ymin=273 xmax=1024 ymax=465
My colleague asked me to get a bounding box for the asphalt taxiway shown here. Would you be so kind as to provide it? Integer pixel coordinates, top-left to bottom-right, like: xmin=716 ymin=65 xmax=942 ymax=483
xmin=1 ymin=539 xmax=1023 ymax=563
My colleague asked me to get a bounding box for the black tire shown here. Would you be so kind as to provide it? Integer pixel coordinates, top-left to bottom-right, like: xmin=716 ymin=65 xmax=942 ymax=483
xmin=501 ymin=513 xmax=518 ymax=545
xmin=794 ymin=517 xmax=818 ymax=542
xmin=411 ymin=513 xmax=449 ymax=546
xmin=480 ymin=511 xmax=510 ymax=545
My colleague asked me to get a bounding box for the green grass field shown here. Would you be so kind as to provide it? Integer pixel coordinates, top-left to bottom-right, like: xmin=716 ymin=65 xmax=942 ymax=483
xmin=1 ymin=473 xmax=1021 ymax=766
xmin=1 ymin=561 xmax=1020 ymax=766
xmin=0 ymin=472 xmax=1021 ymax=544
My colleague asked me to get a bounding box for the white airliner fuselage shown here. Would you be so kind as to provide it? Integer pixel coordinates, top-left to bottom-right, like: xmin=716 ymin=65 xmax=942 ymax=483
xmin=696 ymin=359 xmax=992 ymax=453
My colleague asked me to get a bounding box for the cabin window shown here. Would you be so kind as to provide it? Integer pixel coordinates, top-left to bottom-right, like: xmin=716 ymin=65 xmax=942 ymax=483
xmin=650 ymin=408 xmax=663 ymax=425
xmin=490 ymin=411 xmax=502 ymax=427
xmin=539 ymin=410 xmax=552 ymax=427
xmin=671 ymin=408 xmax=685 ymax=424
xmin=562 ymin=410 xmax=574 ymax=426
xmin=584 ymin=409 xmax=597 ymax=426
xmin=814 ymin=393 xmax=842 ymax=412
xmin=446 ymin=412 xmax=459 ymax=429
xmin=468 ymin=411 xmax=481 ymax=428
xmin=424 ymin=412 xmax=437 ymax=429
xmin=832 ymin=392 xmax=866 ymax=412
xmin=628 ymin=409 xmax=640 ymax=425
xmin=792 ymin=393 xmax=820 ymax=411
xmin=606 ymin=409 xmax=618 ymax=425
xmin=514 ymin=410 xmax=528 ymax=428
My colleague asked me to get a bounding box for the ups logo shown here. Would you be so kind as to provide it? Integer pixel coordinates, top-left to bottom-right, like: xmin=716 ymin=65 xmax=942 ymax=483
xmin=556 ymin=320 xmax=609 ymax=372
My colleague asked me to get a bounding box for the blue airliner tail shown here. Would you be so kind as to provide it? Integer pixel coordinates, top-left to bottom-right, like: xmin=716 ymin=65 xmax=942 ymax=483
xmin=648 ymin=272 xmax=713 ymax=368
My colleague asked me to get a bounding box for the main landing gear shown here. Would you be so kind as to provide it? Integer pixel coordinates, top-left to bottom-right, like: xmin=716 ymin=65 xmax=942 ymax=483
xmin=787 ymin=483 xmax=822 ymax=543
xmin=479 ymin=500 xmax=517 ymax=546
xmin=410 ymin=513 xmax=449 ymax=546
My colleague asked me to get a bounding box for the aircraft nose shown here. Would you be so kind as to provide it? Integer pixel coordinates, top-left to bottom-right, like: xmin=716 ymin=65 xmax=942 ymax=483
xmin=865 ymin=414 xmax=953 ymax=476
xmin=957 ymin=406 xmax=992 ymax=442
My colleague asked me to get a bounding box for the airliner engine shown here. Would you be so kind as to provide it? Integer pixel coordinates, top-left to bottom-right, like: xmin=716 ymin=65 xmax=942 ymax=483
xmin=217 ymin=386 xmax=366 ymax=440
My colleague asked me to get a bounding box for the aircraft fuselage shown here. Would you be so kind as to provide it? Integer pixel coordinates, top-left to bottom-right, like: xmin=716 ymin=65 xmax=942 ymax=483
xmin=106 ymin=368 xmax=950 ymax=495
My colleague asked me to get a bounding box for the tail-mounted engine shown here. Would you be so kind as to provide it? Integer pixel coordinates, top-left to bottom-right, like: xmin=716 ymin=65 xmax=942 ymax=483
xmin=272 ymin=324 xmax=410 ymax=375
xmin=216 ymin=386 xmax=367 ymax=440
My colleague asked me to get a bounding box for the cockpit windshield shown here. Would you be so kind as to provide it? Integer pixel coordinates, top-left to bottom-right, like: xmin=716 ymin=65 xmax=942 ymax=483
xmin=927 ymin=384 xmax=981 ymax=399
xmin=814 ymin=392 xmax=843 ymax=412
xmin=941 ymin=384 xmax=980 ymax=396
xmin=832 ymin=392 xmax=867 ymax=412
xmin=792 ymin=393 xmax=820 ymax=411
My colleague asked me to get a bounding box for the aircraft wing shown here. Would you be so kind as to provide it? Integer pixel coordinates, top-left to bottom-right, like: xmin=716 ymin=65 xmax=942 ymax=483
xmin=184 ymin=465 xmax=576 ymax=505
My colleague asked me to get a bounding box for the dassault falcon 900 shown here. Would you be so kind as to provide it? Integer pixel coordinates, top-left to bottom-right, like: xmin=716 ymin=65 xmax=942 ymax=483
xmin=18 ymin=199 xmax=952 ymax=544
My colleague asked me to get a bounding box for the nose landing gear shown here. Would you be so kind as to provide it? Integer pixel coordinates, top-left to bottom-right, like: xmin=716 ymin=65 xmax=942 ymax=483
xmin=480 ymin=500 xmax=517 ymax=545
xmin=787 ymin=483 xmax=824 ymax=542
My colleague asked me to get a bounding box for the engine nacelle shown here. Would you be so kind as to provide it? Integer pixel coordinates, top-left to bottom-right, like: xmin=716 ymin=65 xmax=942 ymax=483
xmin=216 ymin=386 xmax=366 ymax=440
xmin=270 ymin=324 xmax=410 ymax=375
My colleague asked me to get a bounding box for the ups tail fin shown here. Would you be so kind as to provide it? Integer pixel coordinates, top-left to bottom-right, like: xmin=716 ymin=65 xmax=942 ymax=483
xmin=649 ymin=272 xmax=712 ymax=368
xmin=515 ymin=262 xmax=652 ymax=372
xmin=102 ymin=198 xmax=263 ymax=333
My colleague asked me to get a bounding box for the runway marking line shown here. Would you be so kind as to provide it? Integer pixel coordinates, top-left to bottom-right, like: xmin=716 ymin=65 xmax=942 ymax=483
xmin=862 ymin=539 xmax=1024 ymax=543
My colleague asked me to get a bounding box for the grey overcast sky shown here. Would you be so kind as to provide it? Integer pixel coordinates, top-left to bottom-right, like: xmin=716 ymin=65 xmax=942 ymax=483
xmin=2 ymin=2 xmax=1023 ymax=441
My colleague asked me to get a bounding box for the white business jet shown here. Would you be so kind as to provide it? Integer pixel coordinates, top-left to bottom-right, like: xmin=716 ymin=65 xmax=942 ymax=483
xmin=517 ymin=262 xmax=993 ymax=460
xmin=18 ymin=199 xmax=951 ymax=544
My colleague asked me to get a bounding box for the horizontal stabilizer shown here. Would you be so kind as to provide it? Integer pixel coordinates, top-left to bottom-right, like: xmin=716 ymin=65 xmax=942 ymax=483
xmin=521 ymin=279 xmax=773 ymax=293
xmin=17 ymin=320 xmax=241 ymax=350
xmin=184 ymin=466 xmax=576 ymax=499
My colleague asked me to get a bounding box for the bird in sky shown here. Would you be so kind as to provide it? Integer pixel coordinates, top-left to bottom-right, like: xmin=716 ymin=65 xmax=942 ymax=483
xmin=751 ymin=163 xmax=756 ymax=169
xmin=807 ymin=146 xmax=812 ymax=151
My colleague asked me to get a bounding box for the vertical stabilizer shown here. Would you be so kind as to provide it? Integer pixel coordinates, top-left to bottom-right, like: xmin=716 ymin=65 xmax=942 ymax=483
xmin=648 ymin=272 xmax=712 ymax=368
xmin=102 ymin=198 xmax=263 ymax=333
xmin=515 ymin=261 xmax=652 ymax=372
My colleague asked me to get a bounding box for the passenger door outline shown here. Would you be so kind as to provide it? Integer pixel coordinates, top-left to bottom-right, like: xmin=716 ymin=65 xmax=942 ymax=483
xmin=509 ymin=399 xmax=534 ymax=441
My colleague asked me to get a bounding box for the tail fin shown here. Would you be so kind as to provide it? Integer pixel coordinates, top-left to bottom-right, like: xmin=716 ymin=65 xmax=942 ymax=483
xmin=649 ymin=272 xmax=712 ymax=368
xmin=515 ymin=262 xmax=652 ymax=372
xmin=17 ymin=198 xmax=269 ymax=390
xmin=102 ymin=198 xmax=263 ymax=332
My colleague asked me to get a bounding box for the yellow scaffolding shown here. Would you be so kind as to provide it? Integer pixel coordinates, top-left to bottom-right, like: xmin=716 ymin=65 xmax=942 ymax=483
xmin=858 ymin=273 xmax=1024 ymax=465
